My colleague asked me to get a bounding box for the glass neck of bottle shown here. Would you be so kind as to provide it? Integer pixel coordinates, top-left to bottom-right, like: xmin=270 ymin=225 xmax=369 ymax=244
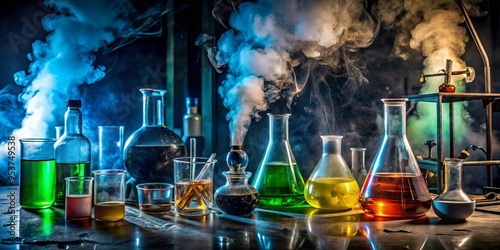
xmin=225 ymin=171 xmax=251 ymax=186
xmin=65 ymin=107 xmax=82 ymax=135
xmin=351 ymin=149 xmax=366 ymax=170
xmin=269 ymin=115 xmax=289 ymax=142
xmin=384 ymin=103 xmax=406 ymax=137
xmin=443 ymin=159 xmax=463 ymax=192
xmin=143 ymin=91 xmax=165 ymax=126
xmin=187 ymin=106 xmax=198 ymax=114
xmin=322 ymin=136 xmax=342 ymax=155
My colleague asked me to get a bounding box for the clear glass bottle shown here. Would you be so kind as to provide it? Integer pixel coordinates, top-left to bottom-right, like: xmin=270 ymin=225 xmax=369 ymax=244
xmin=54 ymin=100 xmax=91 ymax=207
xmin=215 ymin=145 xmax=260 ymax=215
xmin=359 ymin=98 xmax=432 ymax=218
xmin=182 ymin=97 xmax=204 ymax=156
xmin=350 ymin=147 xmax=368 ymax=188
xmin=305 ymin=135 xmax=360 ymax=211
xmin=123 ymin=88 xmax=186 ymax=204
xmin=251 ymin=113 xmax=305 ymax=207
xmin=432 ymin=158 xmax=475 ymax=220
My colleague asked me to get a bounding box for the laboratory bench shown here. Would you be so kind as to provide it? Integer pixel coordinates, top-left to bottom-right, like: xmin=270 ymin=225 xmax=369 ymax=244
xmin=1 ymin=186 xmax=500 ymax=249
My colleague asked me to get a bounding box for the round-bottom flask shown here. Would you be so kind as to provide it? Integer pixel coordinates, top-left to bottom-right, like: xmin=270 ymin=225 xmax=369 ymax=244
xmin=215 ymin=145 xmax=259 ymax=215
xmin=432 ymin=158 xmax=475 ymax=221
xmin=122 ymin=89 xmax=186 ymax=204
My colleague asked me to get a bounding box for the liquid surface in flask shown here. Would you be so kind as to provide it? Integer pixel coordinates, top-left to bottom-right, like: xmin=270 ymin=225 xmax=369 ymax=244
xmin=359 ymin=173 xmax=432 ymax=218
xmin=255 ymin=161 xmax=305 ymax=207
xmin=305 ymin=177 xmax=359 ymax=210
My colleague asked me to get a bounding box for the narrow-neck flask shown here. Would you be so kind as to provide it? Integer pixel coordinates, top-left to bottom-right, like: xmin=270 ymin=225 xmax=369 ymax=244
xmin=305 ymin=135 xmax=360 ymax=210
xmin=215 ymin=145 xmax=260 ymax=215
xmin=54 ymin=100 xmax=91 ymax=207
xmin=359 ymin=98 xmax=432 ymax=218
xmin=123 ymin=88 xmax=186 ymax=204
xmin=432 ymin=158 xmax=475 ymax=220
xmin=350 ymin=147 xmax=368 ymax=188
xmin=251 ymin=114 xmax=305 ymax=207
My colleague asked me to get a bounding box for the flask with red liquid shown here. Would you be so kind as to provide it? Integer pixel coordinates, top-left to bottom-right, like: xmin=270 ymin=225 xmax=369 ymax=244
xmin=359 ymin=98 xmax=432 ymax=218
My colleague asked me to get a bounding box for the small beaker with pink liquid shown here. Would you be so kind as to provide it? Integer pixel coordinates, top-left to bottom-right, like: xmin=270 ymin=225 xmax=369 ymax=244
xmin=65 ymin=176 xmax=93 ymax=221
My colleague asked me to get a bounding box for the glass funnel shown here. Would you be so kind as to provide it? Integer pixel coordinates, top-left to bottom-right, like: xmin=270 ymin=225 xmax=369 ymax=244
xmin=304 ymin=135 xmax=360 ymax=211
xmin=359 ymin=98 xmax=432 ymax=218
xmin=251 ymin=114 xmax=305 ymax=207
xmin=123 ymin=88 xmax=186 ymax=204
xmin=432 ymin=158 xmax=475 ymax=221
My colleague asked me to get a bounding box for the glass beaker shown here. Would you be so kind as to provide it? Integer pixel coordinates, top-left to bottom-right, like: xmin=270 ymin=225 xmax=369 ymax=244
xmin=99 ymin=125 xmax=124 ymax=170
xmin=93 ymin=169 xmax=127 ymax=221
xmin=359 ymin=98 xmax=432 ymax=218
xmin=432 ymin=158 xmax=475 ymax=221
xmin=19 ymin=138 xmax=56 ymax=209
xmin=215 ymin=145 xmax=260 ymax=215
xmin=251 ymin=114 xmax=305 ymax=207
xmin=123 ymin=88 xmax=186 ymax=204
xmin=305 ymin=135 xmax=360 ymax=211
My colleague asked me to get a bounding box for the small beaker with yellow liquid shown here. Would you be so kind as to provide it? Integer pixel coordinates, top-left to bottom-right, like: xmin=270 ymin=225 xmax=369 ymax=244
xmin=304 ymin=135 xmax=360 ymax=211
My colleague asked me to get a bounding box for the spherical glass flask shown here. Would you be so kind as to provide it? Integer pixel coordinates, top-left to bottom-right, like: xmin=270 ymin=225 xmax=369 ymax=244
xmin=123 ymin=88 xmax=186 ymax=203
xmin=305 ymin=135 xmax=360 ymax=211
xmin=359 ymin=98 xmax=432 ymax=218
xmin=215 ymin=145 xmax=260 ymax=215
xmin=432 ymin=158 xmax=475 ymax=221
xmin=251 ymin=114 xmax=306 ymax=207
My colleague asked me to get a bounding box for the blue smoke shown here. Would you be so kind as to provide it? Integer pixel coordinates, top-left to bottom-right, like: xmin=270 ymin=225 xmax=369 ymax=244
xmin=1 ymin=0 xmax=169 ymax=185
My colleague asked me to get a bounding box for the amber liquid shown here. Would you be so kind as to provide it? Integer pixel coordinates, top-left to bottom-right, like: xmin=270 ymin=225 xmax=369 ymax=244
xmin=359 ymin=173 xmax=431 ymax=218
xmin=94 ymin=201 xmax=125 ymax=221
xmin=175 ymin=180 xmax=213 ymax=215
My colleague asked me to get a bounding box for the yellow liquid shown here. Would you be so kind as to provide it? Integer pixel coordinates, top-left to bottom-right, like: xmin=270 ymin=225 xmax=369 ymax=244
xmin=305 ymin=177 xmax=360 ymax=210
xmin=94 ymin=201 xmax=125 ymax=221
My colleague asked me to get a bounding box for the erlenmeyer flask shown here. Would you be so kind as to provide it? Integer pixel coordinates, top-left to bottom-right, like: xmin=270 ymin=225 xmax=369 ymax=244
xmin=304 ymin=135 xmax=360 ymax=210
xmin=359 ymin=98 xmax=432 ymax=218
xmin=251 ymin=114 xmax=305 ymax=207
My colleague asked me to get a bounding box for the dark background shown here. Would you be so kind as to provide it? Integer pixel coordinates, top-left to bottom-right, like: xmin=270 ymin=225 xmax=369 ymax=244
xmin=1 ymin=0 xmax=499 ymax=193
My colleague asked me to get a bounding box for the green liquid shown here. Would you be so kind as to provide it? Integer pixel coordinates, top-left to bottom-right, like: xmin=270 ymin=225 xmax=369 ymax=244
xmin=55 ymin=162 xmax=90 ymax=206
xmin=253 ymin=161 xmax=305 ymax=207
xmin=20 ymin=159 xmax=56 ymax=209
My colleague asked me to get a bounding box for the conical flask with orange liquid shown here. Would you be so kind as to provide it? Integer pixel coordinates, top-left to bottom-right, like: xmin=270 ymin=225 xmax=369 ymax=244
xmin=359 ymin=98 xmax=432 ymax=218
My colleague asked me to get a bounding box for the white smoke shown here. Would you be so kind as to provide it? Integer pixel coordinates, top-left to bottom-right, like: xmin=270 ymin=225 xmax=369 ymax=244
xmin=1 ymin=0 xmax=169 ymax=184
xmin=376 ymin=0 xmax=492 ymax=193
xmin=212 ymin=0 xmax=379 ymax=145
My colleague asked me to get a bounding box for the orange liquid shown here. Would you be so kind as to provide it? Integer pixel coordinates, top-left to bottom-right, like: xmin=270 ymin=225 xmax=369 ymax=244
xmin=359 ymin=173 xmax=431 ymax=218
xmin=175 ymin=180 xmax=213 ymax=215
xmin=94 ymin=201 xmax=125 ymax=221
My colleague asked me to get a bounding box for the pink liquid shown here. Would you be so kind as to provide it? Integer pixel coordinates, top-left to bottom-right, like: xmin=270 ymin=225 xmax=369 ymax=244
xmin=65 ymin=195 xmax=92 ymax=220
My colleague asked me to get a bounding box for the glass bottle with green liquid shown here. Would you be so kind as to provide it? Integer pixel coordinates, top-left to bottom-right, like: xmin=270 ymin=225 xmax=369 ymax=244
xmin=251 ymin=114 xmax=305 ymax=207
xmin=54 ymin=100 xmax=91 ymax=207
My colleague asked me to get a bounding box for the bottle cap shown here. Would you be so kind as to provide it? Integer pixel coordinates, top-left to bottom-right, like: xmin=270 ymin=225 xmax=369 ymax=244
xmin=67 ymin=100 xmax=81 ymax=108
